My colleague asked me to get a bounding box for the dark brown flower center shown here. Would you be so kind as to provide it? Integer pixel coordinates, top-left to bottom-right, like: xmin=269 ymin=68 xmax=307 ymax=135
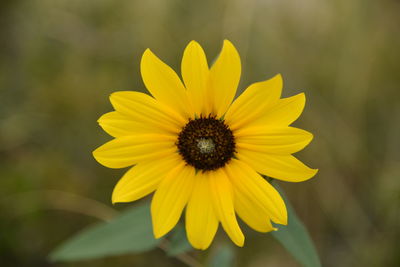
xmin=177 ymin=115 xmax=235 ymax=171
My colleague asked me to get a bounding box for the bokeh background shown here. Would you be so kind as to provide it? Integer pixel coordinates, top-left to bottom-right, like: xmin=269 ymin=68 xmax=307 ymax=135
xmin=1 ymin=0 xmax=399 ymax=266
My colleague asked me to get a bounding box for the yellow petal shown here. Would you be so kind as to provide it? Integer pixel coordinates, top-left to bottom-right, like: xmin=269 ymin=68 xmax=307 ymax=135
xmin=235 ymin=126 xmax=313 ymax=155
xmin=185 ymin=173 xmax=218 ymax=250
xmin=209 ymin=40 xmax=241 ymax=118
xmin=92 ymin=134 xmax=176 ymax=169
xmin=141 ymin=49 xmax=192 ymax=118
xmin=110 ymin=91 xmax=185 ymax=134
xmin=151 ymin=163 xmax=195 ymax=238
xmin=225 ymin=74 xmax=282 ymax=130
xmin=237 ymin=150 xmax=318 ymax=182
xmin=225 ymin=159 xmax=287 ymax=225
xmin=234 ymin=190 xmax=276 ymax=232
xmin=246 ymin=93 xmax=306 ymax=128
xmin=112 ymin=153 xmax=182 ymax=203
xmin=98 ymin=111 xmax=171 ymax=138
xmin=181 ymin=41 xmax=210 ymax=116
xmin=209 ymin=169 xmax=244 ymax=247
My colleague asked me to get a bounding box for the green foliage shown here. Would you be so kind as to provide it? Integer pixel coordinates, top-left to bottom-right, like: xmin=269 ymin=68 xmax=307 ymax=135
xmin=271 ymin=182 xmax=321 ymax=267
xmin=166 ymin=224 xmax=192 ymax=256
xmin=49 ymin=203 xmax=160 ymax=261
xmin=3 ymin=1 xmax=398 ymax=265
xmin=48 ymin=185 xmax=321 ymax=267
xmin=208 ymin=244 xmax=235 ymax=267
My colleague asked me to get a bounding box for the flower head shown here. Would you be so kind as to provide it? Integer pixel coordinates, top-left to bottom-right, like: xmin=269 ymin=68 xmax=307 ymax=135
xmin=93 ymin=40 xmax=317 ymax=249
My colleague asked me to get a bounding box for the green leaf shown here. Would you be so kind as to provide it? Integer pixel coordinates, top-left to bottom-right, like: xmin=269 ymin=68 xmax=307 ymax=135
xmin=208 ymin=244 xmax=235 ymax=267
xmin=271 ymin=181 xmax=321 ymax=267
xmin=49 ymin=202 xmax=160 ymax=261
xmin=166 ymin=224 xmax=192 ymax=256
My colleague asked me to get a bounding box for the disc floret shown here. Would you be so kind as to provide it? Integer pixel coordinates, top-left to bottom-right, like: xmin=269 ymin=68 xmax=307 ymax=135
xmin=177 ymin=115 xmax=235 ymax=171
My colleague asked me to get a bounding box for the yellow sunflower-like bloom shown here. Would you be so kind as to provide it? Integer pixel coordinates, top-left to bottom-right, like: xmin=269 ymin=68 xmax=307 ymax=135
xmin=93 ymin=40 xmax=318 ymax=249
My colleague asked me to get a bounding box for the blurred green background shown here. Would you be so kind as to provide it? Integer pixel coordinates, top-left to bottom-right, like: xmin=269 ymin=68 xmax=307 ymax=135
xmin=1 ymin=0 xmax=399 ymax=266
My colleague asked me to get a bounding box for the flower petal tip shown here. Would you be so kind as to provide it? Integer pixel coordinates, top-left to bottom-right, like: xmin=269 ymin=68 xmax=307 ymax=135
xmin=272 ymin=208 xmax=288 ymax=226
xmin=109 ymin=91 xmax=124 ymax=103
xmin=222 ymin=39 xmax=233 ymax=45
xmin=92 ymin=148 xmax=108 ymax=166
xmin=183 ymin=40 xmax=206 ymax=59
xmin=111 ymin=194 xmax=119 ymax=205
xmin=268 ymin=73 xmax=283 ymax=89
xmin=308 ymin=132 xmax=315 ymax=142
xmin=236 ymin=239 xmax=245 ymax=247
xmin=141 ymin=49 xmax=156 ymax=65
xmin=143 ymin=48 xmax=152 ymax=55
xmin=222 ymin=39 xmax=238 ymax=52
xmin=302 ymin=168 xmax=318 ymax=182
xmin=92 ymin=149 xmax=100 ymax=161
xmin=231 ymin=233 xmax=245 ymax=247
xmin=188 ymin=40 xmax=200 ymax=47
xmin=152 ymin=228 xmax=165 ymax=239
xmin=274 ymin=73 xmax=283 ymax=83
xmin=191 ymin=243 xmax=210 ymax=251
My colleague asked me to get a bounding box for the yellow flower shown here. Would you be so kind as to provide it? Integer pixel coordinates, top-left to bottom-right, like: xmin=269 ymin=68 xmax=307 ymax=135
xmin=93 ymin=40 xmax=317 ymax=250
